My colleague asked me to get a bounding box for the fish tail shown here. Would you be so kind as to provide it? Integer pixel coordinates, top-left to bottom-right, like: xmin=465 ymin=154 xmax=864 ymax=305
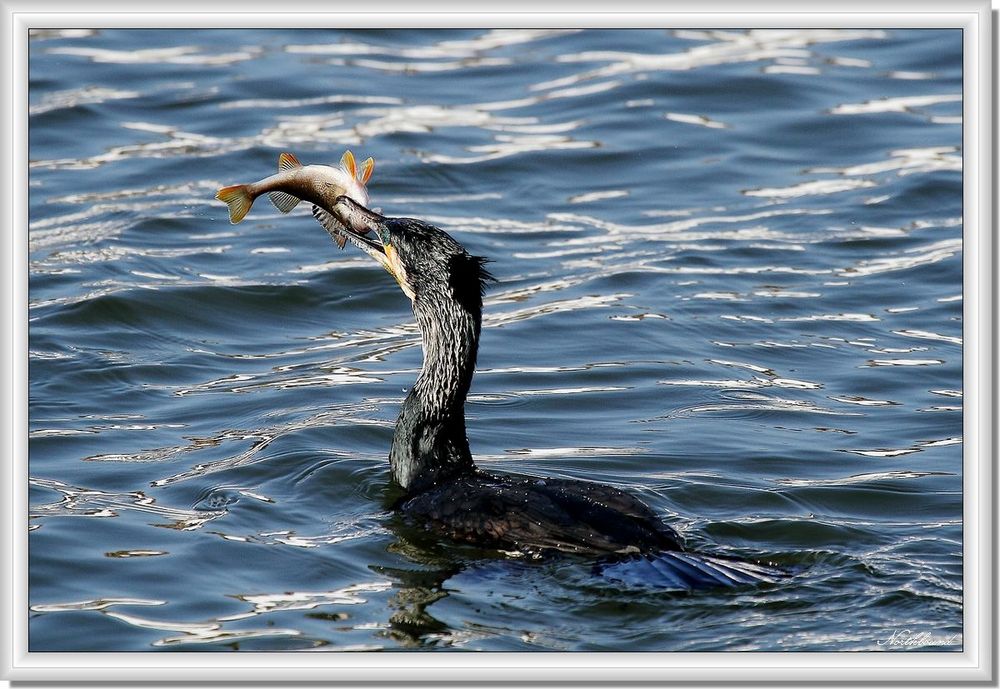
xmin=215 ymin=184 xmax=254 ymax=224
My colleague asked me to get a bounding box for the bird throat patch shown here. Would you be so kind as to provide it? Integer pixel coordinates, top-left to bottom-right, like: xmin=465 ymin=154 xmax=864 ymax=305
xmin=384 ymin=244 xmax=415 ymax=300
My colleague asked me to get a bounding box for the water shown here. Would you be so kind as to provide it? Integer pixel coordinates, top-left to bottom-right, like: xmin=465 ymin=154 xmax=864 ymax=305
xmin=28 ymin=28 xmax=963 ymax=652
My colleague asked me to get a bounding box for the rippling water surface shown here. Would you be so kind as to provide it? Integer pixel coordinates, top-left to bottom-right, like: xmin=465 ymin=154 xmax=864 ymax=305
xmin=28 ymin=28 xmax=963 ymax=652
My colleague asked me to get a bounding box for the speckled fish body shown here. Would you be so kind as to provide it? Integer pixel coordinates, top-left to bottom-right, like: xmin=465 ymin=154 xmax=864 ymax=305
xmin=215 ymin=150 xmax=374 ymax=227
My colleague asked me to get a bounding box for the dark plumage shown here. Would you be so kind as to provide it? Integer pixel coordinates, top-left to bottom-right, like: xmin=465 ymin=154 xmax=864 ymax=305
xmin=400 ymin=471 xmax=683 ymax=556
xmin=315 ymin=196 xmax=786 ymax=588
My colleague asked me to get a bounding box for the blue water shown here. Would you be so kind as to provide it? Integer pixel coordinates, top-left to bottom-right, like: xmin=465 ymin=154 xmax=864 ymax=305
xmin=28 ymin=28 xmax=963 ymax=652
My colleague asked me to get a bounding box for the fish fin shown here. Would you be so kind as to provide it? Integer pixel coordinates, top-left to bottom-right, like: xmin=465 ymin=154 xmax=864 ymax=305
xmin=312 ymin=204 xmax=348 ymax=249
xmin=340 ymin=150 xmax=357 ymax=178
xmin=278 ymin=152 xmax=302 ymax=171
xmin=358 ymin=156 xmax=375 ymax=184
xmin=269 ymin=190 xmax=301 ymax=214
xmin=215 ymin=184 xmax=254 ymax=224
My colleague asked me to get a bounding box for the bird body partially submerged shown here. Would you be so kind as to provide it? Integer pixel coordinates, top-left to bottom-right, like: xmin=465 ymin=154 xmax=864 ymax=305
xmin=399 ymin=470 xmax=684 ymax=557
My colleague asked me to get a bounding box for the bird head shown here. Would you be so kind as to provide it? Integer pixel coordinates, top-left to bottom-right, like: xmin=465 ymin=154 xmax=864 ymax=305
xmin=319 ymin=196 xmax=492 ymax=313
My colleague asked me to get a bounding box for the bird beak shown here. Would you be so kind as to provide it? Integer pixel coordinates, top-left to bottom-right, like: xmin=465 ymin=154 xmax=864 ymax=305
xmin=313 ymin=198 xmax=414 ymax=299
xmin=312 ymin=199 xmax=388 ymax=265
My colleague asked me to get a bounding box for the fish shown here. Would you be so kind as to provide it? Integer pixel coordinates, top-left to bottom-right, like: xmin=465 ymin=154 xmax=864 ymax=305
xmin=215 ymin=150 xmax=374 ymax=248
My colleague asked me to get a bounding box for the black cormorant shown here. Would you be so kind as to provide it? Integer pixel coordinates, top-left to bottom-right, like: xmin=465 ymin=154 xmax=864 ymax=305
xmin=312 ymin=196 xmax=786 ymax=590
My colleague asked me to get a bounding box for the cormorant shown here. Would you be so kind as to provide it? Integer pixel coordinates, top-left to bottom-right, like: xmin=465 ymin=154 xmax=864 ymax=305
xmin=311 ymin=196 xmax=786 ymax=590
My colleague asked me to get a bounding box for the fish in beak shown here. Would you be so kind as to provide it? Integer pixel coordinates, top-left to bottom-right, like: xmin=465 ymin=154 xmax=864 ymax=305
xmin=215 ymin=150 xmax=374 ymax=246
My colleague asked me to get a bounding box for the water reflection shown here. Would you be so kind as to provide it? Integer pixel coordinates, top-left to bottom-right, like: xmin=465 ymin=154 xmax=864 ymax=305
xmin=31 ymin=555 xmax=397 ymax=648
xmin=744 ymin=178 xmax=876 ymax=199
xmin=46 ymin=44 xmax=260 ymax=66
xmin=231 ymin=583 xmax=392 ymax=616
xmin=533 ymin=29 xmax=888 ymax=90
xmin=829 ymin=93 xmax=962 ymax=116
xmin=30 ymin=597 xmax=163 ymax=612
xmin=840 ymin=436 xmax=961 ymax=458
xmin=30 ymin=85 xmax=140 ymax=115
xmin=665 ymin=112 xmax=729 ymax=129
xmin=29 ymin=477 xmax=226 ymax=530
xmin=286 ymin=29 xmax=578 ymax=61
xmin=375 ymin=564 xmax=457 ymax=648
xmin=148 ymin=407 xmax=377 ymax=486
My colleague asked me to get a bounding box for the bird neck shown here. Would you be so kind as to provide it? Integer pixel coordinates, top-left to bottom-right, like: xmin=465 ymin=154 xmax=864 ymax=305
xmin=389 ymin=291 xmax=481 ymax=494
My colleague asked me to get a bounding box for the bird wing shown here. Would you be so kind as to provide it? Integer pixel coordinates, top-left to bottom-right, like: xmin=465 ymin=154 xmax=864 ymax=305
xmin=402 ymin=473 xmax=683 ymax=556
xmin=595 ymin=551 xmax=790 ymax=591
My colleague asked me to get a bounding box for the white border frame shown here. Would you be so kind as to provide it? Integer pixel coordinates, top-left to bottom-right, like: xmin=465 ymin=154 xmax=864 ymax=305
xmin=3 ymin=1 xmax=993 ymax=684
